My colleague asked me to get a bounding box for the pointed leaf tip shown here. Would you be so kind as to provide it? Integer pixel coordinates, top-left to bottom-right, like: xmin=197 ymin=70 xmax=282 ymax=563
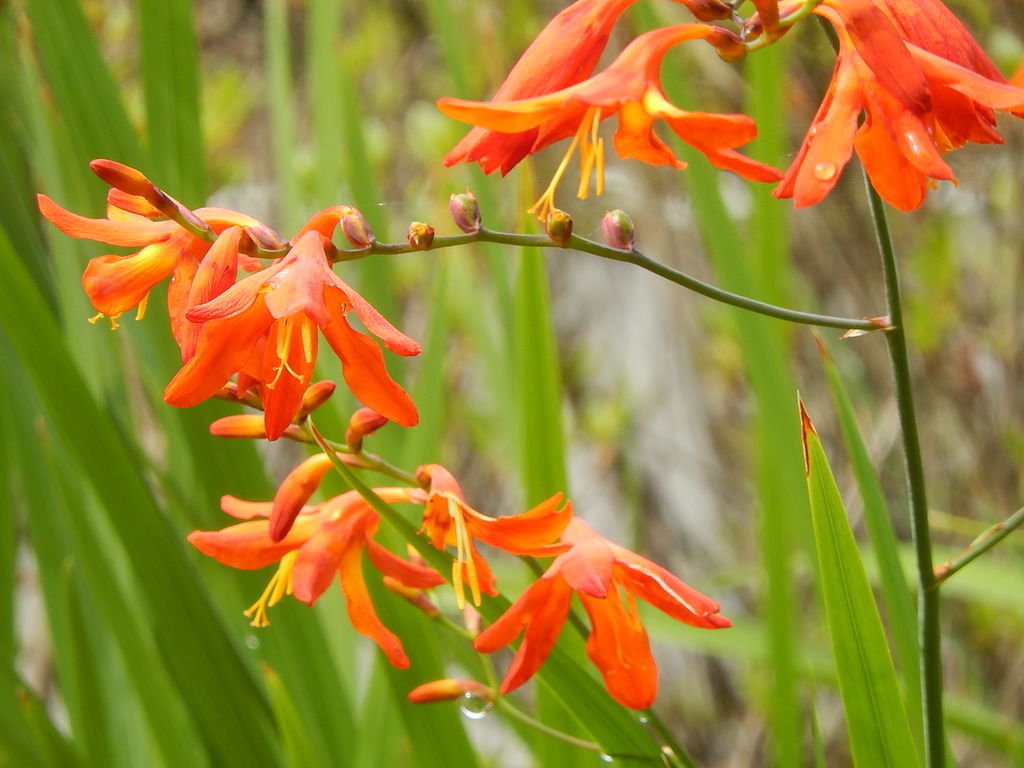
xmin=799 ymin=398 xmax=816 ymax=476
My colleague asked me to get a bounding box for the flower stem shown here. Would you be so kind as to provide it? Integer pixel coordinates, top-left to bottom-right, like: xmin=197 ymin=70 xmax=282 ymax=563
xmin=933 ymin=505 xmax=1024 ymax=585
xmin=493 ymin=699 xmax=605 ymax=754
xmin=334 ymin=229 xmax=882 ymax=333
xmin=864 ymin=175 xmax=944 ymax=768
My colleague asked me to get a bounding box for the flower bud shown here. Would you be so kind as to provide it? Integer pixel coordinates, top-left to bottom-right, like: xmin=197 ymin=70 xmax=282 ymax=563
xmin=407 ymin=679 xmax=494 ymax=704
xmin=674 ymin=0 xmax=731 ymax=22
xmin=544 ymin=208 xmax=573 ymax=247
xmin=215 ymin=382 xmax=263 ymax=410
xmin=246 ymin=223 xmax=288 ymax=253
xmin=209 ymin=414 xmax=270 ymax=439
xmin=449 ymin=191 xmax=481 ymax=233
xmin=294 ymin=381 xmax=337 ymax=420
xmin=407 ymin=222 xmax=435 ymax=250
xmin=345 ymin=407 xmax=389 ymax=452
xmin=339 ymin=206 xmax=376 ymax=248
xmin=382 ymin=577 xmax=440 ymax=619
xmin=90 ymin=159 xmax=155 ymax=198
xmin=601 ymin=209 xmax=635 ymax=251
xmin=463 ymin=604 xmax=482 ymax=637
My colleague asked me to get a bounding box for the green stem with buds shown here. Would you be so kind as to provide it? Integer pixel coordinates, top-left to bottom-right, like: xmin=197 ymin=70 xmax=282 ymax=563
xmin=332 ymin=228 xmax=882 ymax=332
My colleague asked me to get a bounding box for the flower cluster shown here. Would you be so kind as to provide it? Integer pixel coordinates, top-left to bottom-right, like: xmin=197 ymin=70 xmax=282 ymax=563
xmin=439 ymin=0 xmax=1024 ymax=212
xmin=189 ymin=442 xmax=729 ymax=709
xmin=39 ymin=162 xmax=419 ymax=439
xmin=39 ymin=163 xmax=730 ymax=711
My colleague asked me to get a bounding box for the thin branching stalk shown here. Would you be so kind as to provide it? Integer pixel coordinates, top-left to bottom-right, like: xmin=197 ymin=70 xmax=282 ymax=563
xmin=330 ymin=229 xmax=883 ymax=332
xmin=934 ymin=505 xmax=1024 ymax=584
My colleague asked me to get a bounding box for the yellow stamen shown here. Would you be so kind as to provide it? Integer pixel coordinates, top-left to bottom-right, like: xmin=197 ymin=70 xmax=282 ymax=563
xmin=268 ymin=317 xmax=306 ymax=389
xmin=136 ymin=294 xmax=149 ymax=321
xmin=88 ymin=312 xmax=121 ymax=330
xmin=244 ymin=551 xmax=298 ymax=627
xmin=529 ymin=107 xmax=604 ymax=220
xmin=447 ymin=496 xmax=483 ymax=610
xmin=576 ymin=107 xmax=604 ymax=200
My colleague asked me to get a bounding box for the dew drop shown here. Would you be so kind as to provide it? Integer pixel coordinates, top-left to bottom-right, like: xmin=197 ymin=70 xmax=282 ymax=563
xmin=244 ymin=635 xmax=261 ymax=650
xmin=459 ymin=692 xmax=493 ymax=720
xmin=637 ymin=714 xmax=649 ymax=724
xmin=812 ymin=161 xmax=837 ymax=181
xmin=598 ymin=753 xmax=614 ymax=763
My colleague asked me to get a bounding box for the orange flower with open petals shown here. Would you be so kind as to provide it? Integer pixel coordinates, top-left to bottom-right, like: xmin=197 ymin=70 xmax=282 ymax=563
xmin=189 ymin=488 xmax=443 ymax=668
xmin=775 ymin=0 xmax=1024 ymax=210
xmin=164 ymin=229 xmax=420 ymax=439
xmin=439 ymin=24 xmax=781 ymax=219
xmin=38 ymin=191 xmax=261 ymax=347
xmin=474 ymin=518 xmax=729 ymax=710
xmin=416 ymin=465 xmax=573 ymax=609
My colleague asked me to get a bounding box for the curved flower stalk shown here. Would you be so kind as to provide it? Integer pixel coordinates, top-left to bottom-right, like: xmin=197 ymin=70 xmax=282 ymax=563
xmin=188 ymin=489 xmax=443 ymax=668
xmin=440 ymin=24 xmax=781 ymax=219
xmin=475 ymin=518 xmax=730 ymax=710
xmin=164 ymin=229 xmax=420 ymax=438
xmin=775 ymin=0 xmax=1024 ymax=210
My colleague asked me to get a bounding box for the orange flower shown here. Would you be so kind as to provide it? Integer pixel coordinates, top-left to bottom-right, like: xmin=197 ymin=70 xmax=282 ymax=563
xmin=438 ymin=24 xmax=781 ymax=219
xmin=188 ymin=488 xmax=443 ymax=668
xmin=38 ymin=190 xmax=260 ymax=349
xmin=775 ymin=0 xmax=1024 ymax=210
xmin=163 ymin=228 xmax=420 ymax=439
xmin=474 ymin=518 xmax=729 ymax=710
xmin=416 ymin=465 xmax=573 ymax=609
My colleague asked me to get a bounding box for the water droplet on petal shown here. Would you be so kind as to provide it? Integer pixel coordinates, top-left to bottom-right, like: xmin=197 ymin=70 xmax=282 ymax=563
xmin=459 ymin=692 xmax=493 ymax=720
xmin=812 ymin=162 xmax=837 ymax=181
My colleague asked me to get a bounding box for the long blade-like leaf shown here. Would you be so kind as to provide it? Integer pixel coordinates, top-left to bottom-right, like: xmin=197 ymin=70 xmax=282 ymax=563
xmin=800 ymin=401 xmax=920 ymax=768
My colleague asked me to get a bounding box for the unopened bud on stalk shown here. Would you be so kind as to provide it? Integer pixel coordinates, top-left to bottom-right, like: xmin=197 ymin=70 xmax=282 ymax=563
xmin=296 ymin=381 xmax=337 ymax=420
xmin=382 ymin=577 xmax=440 ymax=619
xmin=345 ymin=407 xmax=389 ymax=452
xmin=601 ymin=209 xmax=635 ymax=251
xmin=407 ymin=679 xmax=494 ymax=704
xmin=407 ymin=221 xmax=435 ymax=250
xmin=215 ymin=382 xmax=263 ymax=410
xmin=449 ymin=191 xmax=481 ymax=233
xmin=209 ymin=414 xmax=270 ymax=439
xmin=544 ymin=208 xmax=573 ymax=246
xmin=90 ymin=159 xmax=155 ymax=198
xmin=339 ymin=206 xmax=376 ymax=248
xmin=246 ymin=223 xmax=288 ymax=253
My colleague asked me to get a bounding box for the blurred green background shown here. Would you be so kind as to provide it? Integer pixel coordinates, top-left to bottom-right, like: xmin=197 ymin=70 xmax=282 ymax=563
xmin=1 ymin=0 xmax=1022 ymax=765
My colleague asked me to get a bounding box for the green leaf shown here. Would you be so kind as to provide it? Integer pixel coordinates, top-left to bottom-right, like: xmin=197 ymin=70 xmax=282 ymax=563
xmin=800 ymin=401 xmax=920 ymax=768
xmin=0 ymin=229 xmax=280 ymax=766
xmin=138 ymin=0 xmax=206 ymax=201
xmin=817 ymin=336 xmax=922 ymax=744
xmin=262 ymin=664 xmax=323 ymax=768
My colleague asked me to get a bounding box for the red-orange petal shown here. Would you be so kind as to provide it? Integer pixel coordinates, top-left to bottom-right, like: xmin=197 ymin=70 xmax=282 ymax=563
xmin=38 ymin=194 xmax=176 ymax=245
xmin=338 ymin=542 xmax=410 ymax=668
xmin=365 ymin=539 xmax=446 ymax=590
xmin=579 ymin=589 xmax=657 ymax=709
xmin=164 ymin=300 xmax=274 ymax=407
xmin=470 ymin=493 xmax=574 ymax=554
xmin=321 ymin=309 xmax=419 ymax=428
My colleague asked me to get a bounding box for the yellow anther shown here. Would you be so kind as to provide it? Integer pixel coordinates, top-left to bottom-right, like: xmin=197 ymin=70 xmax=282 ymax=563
xmin=244 ymin=551 xmax=298 ymax=627
xmin=529 ymin=106 xmax=604 ymax=220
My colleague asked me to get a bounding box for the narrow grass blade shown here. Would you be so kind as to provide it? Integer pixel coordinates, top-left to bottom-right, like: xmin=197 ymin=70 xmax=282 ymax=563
xmin=800 ymin=401 xmax=920 ymax=768
xmin=138 ymin=0 xmax=206 ymax=201
xmin=25 ymin=0 xmax=144 ymax=166
xmin=262 ymin=664 xmax=323 ymax=768
xmin=817 ymin=336 xmax=922 ymax=744
xmin=0 ymin=230 xmax=280 ymax=766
